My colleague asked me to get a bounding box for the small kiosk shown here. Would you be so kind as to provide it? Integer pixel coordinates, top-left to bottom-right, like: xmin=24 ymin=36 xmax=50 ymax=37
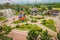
xmin=18 ymin=11 xmax=25 ymax=20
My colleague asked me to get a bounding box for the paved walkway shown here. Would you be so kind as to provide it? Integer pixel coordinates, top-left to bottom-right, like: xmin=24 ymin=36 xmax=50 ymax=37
xmin=7 ymin=29 xmax=28 ymax=40
xmin=0 ymin=15 xmax=58 ymax=40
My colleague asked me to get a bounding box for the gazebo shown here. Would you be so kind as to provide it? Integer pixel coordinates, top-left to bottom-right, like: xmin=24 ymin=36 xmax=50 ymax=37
xmin=18 ymin=11 xmax=25 ymax=20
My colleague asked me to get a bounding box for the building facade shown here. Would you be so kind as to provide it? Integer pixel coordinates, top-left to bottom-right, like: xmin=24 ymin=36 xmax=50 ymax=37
xmin=0 ymin=9 xmax=15 ymax=18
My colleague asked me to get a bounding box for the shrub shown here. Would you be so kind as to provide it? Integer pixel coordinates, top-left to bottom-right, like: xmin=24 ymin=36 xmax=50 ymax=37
xmin=31 ymin=19 xmax=37 ymax=22
xmin=35 ymin=17 xmax=44 ymax=20
xmin=27 ymin=29 xmax=51 ymax=40
xmin=13 ymin=20 xmax=21 ymax=24
xmin=57 ymin=32 xmax=60 ymax=40
xmin=0 ymin=26 xmax=3 ymax=33
xmin=0 ymin=35 xmax=13 ymax=40
xmin=0 ymin=17 xmax=6 ymax=21
xmin=30 ymin=16 xmax=34 ymax=19
xmin=3 ymin=25 xmax=12 ymax=34
xmin=27 ymin=29 xmax=39 ymax=40
xmin=16 ymin=24 xmax=42 ymax=30
xmin=16 ymin=25 xmax=20 ymax=28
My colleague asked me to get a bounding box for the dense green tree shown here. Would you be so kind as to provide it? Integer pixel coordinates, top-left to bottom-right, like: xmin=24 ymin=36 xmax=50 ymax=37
xmin=47 ymin=6 xmax=52 ymax=10
xmin=0 ymin=25 xmax=13 ymax=40
xmin=0 ymin=26 xmax=3 ymax=33
xmin=27 ymin=29 xmax=39 ymax=40
xmin=41 ymin=6 xmax=47 ymax=11
xmin=0 ymin=25 xmax=12 ymax=34
xmin=40 ymin=30 xmax=51 ymax=40
xmin=57 ymin=32 xmax=60 ymax=40
xmin=3 ymin=25 xmax=12 ymax=34
xmin=27 ymin=29 xmax=52 ymax=40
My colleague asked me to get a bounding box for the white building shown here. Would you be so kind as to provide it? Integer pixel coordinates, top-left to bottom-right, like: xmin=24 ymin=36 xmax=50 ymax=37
xmin=0 ymin=9 xmax=15 ymax=18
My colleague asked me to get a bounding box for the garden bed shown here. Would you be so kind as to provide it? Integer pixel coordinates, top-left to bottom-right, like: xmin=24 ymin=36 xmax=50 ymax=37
xmin=13 ymin=18 xmax=29 ymax=24
xmin=16 ymin=24 xmax=42 ymax=31
xmin=41 ymin=19 xmax=57 ymax=32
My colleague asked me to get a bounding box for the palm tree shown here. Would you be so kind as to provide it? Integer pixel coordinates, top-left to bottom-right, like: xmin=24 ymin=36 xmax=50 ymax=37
xmin=39 ymin=30 xmax=52 ymax=40
xmin=27 ymin=29 xmax=39 ymax=40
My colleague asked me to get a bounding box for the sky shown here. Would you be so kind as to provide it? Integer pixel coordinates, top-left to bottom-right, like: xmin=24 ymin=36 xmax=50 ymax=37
xmin=0 ymin=0 xmax=60 ymax=4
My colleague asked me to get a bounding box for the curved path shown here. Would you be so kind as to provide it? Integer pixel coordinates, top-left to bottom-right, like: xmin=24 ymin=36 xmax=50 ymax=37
xmin=0 ymin=15 xmax=58 ymax=40
xmin=7 ymin=29 xmax=28 ymax=40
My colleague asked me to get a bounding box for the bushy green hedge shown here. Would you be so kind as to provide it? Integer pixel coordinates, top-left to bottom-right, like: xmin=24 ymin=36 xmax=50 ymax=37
xmin=13 ymin=18 xmax=29 ymax=24
xmin=0 ymin=25 xmax=12 ymax=40
xmin=35 ymin=17 xmax=44 ymax=20
xmin=41 ymin=19 xmax=57 ymax=32
xmin=0 ymin=25 xmax=12 ymax=34
xmin=30 ymin=16 xmax=34 ymax=19
xmin=0 ymin=17 xmax=6 ymax=21
xmin=30 ymin=16 xmax=44 ymax=20
xmin=16 ymin=24 xmax=42 ymax=31
xmin=13 ymin=20 xmax=21 ymax=24
xmin=27 ymin=29 xmax=52 ymax=40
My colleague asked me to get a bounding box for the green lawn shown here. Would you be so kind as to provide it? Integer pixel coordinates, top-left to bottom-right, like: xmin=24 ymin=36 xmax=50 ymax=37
xmin=16 ymin=24 xmax=42 ymax=31
xmin=41 ymin=19 xmax=57 ymax=32
xmin=0 ymin=17 xmax=6 ymax=21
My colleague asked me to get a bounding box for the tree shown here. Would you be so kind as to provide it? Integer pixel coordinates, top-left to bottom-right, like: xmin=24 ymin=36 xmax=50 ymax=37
xmin=0 ymin=25 xmax=12 ymax=34
xmin=41 ymin=7 xmax=47 ymax=11
xmin=47 ymin=6 xmax=52 ymax=10
xmin=40 ymin=30 xmax=51 ymax=40
xmin=0 ymin=25 xmax=12 ymax=40
xmin=27 ymin=29 xmax=39 ymax=40
xmin=3 ymin=25 xmax=12 ymax=34
xmin=27 ymin=29 xmax=52 ymax=40
xmin=57 ymin=32 xmax=60 ymax=40
xmin=0 ymin=26 xmax=3 ymax=34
